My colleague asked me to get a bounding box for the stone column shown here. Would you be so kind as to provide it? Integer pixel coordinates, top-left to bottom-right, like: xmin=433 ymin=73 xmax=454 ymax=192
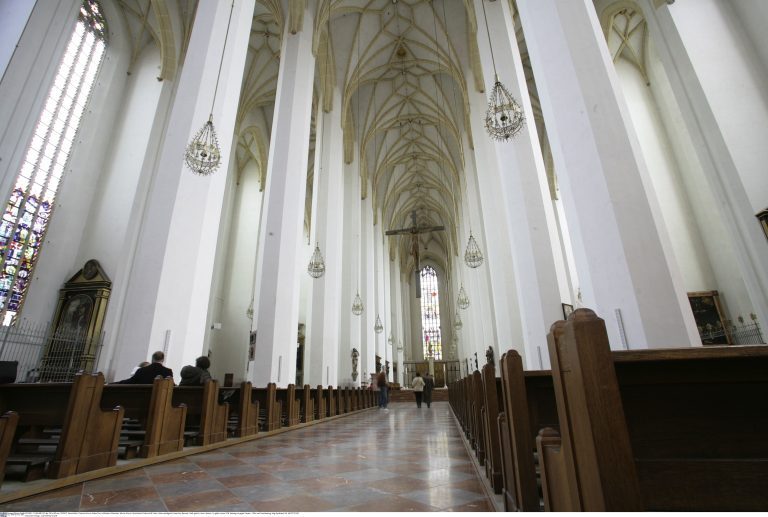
xmin=473 ymin=0 xmax=565 ymax=366
xmin=111 ymin=0 xmax=255 ymax=377
xmin=517 ymin=0 xmax=700 ymax=348
xmin=250 ymin=3 xmax=315 ymax=386
xmin=361 ymin=187 xmax=376 ymax=376
xmin=306 ymin=88 xmax=344 ymax=386
xmin=341 ymin=146 xmax=362 ymax=385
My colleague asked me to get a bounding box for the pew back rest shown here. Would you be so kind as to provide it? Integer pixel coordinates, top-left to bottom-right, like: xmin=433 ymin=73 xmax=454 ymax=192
xmin=611 ymin=346 xmax=768 ymax=510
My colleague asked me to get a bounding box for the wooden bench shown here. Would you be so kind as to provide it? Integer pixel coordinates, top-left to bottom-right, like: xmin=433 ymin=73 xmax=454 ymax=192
xmin=311 ymin=385 xmax=325 ymax=421
xmin=225 ymin=381 xmax=259 ymax=438
xmin=171 ymin=380 xmax=228 ymax=446
xmin=470 ymin=371 xmax=486 ymax=465
xmin=325 ymin=386 xmax=336 ymax=417
xmin=480 ymin=364 xmax=503 ymax=494
xmin=300 ymin=385 xmax=314 ymax=423
xmin=275 ymin=385 xmax=300 ymax=427
xmin=540 ymin=308 xmax=768 ymax=511
xmin=0 ymin=373 xmax=123 ymax=479
xmin=101 ymin=378 xmax=187 ymax=458
xmin=253 ymin=384 xmax=281 ymax=431
xmin=0 ymin=411 xmax=19 ymax=486
xmin=498 ymin=351 xmax=559 ymax=511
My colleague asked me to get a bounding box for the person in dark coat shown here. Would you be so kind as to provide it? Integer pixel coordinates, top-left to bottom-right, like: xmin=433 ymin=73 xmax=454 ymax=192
xmin=423 ymin=372 xmax=435 ymax=408
xmin=179 ymin=356 xmax=212 ymax=386
xmin=117 ymin=351 xmax=174 ymax=384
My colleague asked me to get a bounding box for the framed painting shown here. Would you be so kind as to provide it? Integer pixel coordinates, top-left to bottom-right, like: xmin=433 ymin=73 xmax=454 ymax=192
xmin=757 ymin=208 xmax=768 ymax=242
xmin=41 ymin=259 xmax=111 ymax=381
xmin=562 ymin=303 xmax=574 ymax=320
xmin=687 ymin=290 xmax=731 ymax=345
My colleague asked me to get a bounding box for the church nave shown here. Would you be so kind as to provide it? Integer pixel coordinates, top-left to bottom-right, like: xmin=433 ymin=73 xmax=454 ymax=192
xmin=0 ymin=402 xmax=495 ymax=513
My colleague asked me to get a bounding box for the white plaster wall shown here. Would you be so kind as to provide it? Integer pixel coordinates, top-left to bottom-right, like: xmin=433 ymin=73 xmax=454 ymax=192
xmin=671 ymin=0 xmax=768 ymax=213
xmin=614 ymin=58 xmax=714 ymax=290
xmin=644 ymin=39 xmax=756 ymax=321
xmin=728 ymin=0 xmax=768 ymax=82
xmin=0 ymin=0 xmax=35 ymax=80
xmin=209 ymin=159 xmax=263 ymax=383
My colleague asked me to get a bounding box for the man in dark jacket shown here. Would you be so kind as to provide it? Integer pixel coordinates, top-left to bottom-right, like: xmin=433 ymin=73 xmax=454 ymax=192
xmin=180 ymin=356 xmax=212 ymax=386
xmin=117 ymin=351 xmax=174 ymax=384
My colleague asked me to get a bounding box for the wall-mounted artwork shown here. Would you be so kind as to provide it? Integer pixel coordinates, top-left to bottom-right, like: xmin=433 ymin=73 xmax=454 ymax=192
xmin=41 ymin=259 xmax=111 ymax=381
xmin=687 ymin=290 xmax=731 ymax=345
xmin=757 ymin=208 xmax=768 ymax=241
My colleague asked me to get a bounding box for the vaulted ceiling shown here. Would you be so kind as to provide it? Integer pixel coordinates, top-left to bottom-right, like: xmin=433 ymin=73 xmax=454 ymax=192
xmin=116 ymin=0 xmax=506 ymax=278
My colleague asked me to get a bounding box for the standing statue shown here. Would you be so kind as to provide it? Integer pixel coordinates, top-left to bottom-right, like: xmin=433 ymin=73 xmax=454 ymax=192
xmin=351 ymin=348 xmax=359 ymax=381
xmin=486 ymin=346 xmax=495 ymax=367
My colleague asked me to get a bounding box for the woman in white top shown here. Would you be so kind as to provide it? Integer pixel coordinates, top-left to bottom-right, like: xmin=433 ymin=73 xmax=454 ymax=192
xmin=412 ymin=372 xmax=426 ymax=408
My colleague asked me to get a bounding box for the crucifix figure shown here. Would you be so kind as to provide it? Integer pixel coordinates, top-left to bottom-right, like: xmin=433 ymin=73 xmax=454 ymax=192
xmin=385 ymin=210 xmax=444 ymax=297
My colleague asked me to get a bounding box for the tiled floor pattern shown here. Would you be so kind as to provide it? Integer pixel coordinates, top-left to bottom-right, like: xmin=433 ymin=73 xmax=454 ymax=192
xmin=0 ymin=402 xmax=492 ymax=512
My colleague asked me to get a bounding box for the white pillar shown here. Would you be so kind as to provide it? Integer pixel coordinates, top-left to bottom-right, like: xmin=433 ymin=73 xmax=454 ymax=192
xmin=641 ymin=0 xmax=768 ymax=330
xmin=305 ymin=88 xmax=344 ymax=386
xmin=464 ymin=125 xmax=528 ymax=363
xmin=361 ymin=188 xmax=376 ymax=377
xmin=341 ymin=147 xmax=361 ymax=385
xmin=517 ymin=0 xmax=699 ymax=348
xmin=111 ymin=0 xmax=254 ymax=377
xmin=250 ymin=5 xmax=315 ymax=386
xmin=473 ymin=0 xmax=564 ymax=366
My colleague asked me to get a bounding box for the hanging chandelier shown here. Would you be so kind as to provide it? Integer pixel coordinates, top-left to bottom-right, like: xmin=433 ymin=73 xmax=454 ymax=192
xmin=307 ymin=242 xmax=326 ymax=278
xmin=480 ymin=1 xmax=524 ymax=141
xmin=457 ymin=285 xmax=470 ymax=310
xmin=184 ymin=1 xmax=235 ymax=175
xmin=374 ymin=314 xmax=384 ymax=334
xmin=464 ymin=232 xmax=484 ymax=268
xmin=454 ymin=310 xmax=463 ymax=330
xmin=351 ymin=291 xmax=364 ymax=315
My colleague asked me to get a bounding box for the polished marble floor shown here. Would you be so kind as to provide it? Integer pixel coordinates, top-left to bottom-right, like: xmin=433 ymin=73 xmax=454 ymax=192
xmin=0 ymin=402 xmax=493 ymax=512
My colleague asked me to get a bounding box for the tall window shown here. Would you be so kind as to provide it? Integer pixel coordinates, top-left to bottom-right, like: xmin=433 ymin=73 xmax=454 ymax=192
xmin=420 ymin=266 xmax=442 ymax=360
xmin=0 ymin=1 xmax=107 ymax=324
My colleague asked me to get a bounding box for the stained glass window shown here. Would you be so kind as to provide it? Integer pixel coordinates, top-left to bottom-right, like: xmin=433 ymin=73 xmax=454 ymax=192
xmin=420 ymin=266 xmax=442 ymax=360
xmin=0 ymin=1 xmax=107 ymax=325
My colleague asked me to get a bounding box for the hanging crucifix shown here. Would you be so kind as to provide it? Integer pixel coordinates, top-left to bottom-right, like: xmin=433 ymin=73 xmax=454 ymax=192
xmin=385 ymin=209 xmax=444 ymax=298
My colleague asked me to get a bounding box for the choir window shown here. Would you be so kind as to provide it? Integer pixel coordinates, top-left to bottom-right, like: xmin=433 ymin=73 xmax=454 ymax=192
xmin=420 ymin=266 xmax=442 ymax=360
xmin=0 ymin=0 xmax=107 ymax=324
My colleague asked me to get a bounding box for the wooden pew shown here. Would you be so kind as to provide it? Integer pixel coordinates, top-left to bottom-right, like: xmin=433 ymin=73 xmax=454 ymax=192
xmin=253 ymin=383 xmax=281 ymax=431
xmin=326 ymin=386 xmax=336 ymax=417
xmin=497 ymin=351 xmax=559 ymax=512
xmin=470 ymin=371 xmax=486 ymax=465
xmin=171 ymin=380 xmax=228 ymax=446
xmin=0 ymin=373 xmax=123 ymax=479
xmin=101 ymin=378 xmax=187 ymax=458
xmin=0 ymin=411 xmax=19 ymax=487
xmin=228 ymin=381 xmax=259 ymax=437
xmin=312 ymin=385 xmax=325 ymax=421
xmin=275 ymin=385 xmax=300 ymax=427
xmin=300 ymin=384 xmax=314 ymax=423
xmin=540 ymin=309 xmax=768 ymax=511
xmin=480 ymin=364 xmax=503 ymax=494
xmin=336 ymin=387 xmax=344 ymax=414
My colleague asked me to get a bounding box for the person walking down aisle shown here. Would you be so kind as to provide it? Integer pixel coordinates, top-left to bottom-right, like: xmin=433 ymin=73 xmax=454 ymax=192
xmin=412 ymin=372 xmax=426 ymax=408
xmin=424 ymin=372 xmax=435 ymax=408
xmin=377 ymin=371 xmax=389 ymax=409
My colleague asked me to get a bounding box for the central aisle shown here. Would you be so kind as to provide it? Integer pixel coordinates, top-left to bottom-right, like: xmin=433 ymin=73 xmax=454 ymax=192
xmin=2 ymin=402 xmax=492 ymax=512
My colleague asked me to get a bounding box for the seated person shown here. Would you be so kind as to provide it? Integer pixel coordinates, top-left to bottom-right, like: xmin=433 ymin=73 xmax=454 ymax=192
xmin=179 ymin=356 xmax=212 ymax=386
xmin=117 ymin=351 xmax=174 ymax=384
